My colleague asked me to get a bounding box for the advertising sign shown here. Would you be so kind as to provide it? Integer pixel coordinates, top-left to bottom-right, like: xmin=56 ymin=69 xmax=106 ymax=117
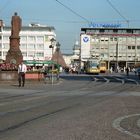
xmin=89 ymin=22 xmax=121 ymax=28
xmin=81 ymin=34 xmax=91 ymax=60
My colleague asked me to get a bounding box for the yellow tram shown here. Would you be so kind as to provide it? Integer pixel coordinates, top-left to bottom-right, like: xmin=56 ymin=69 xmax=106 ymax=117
xmin=85 ymin=59 xmax=100 ymax=74
xmin=99 ymin=61 xmax=107 ymax=73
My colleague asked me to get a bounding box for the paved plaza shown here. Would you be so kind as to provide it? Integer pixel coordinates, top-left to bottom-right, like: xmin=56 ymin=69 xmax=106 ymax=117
xmin=0 ymin=73 xmax=140 ymax=140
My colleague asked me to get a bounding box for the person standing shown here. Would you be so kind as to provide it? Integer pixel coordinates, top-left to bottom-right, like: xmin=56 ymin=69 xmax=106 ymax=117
xmin=126 ymin=67 xmax=129 ymax=76
xmin=18 ymin=61 xmax=27 ymax=87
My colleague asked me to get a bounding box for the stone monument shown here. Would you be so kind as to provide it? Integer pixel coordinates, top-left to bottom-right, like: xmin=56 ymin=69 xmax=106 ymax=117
xmin=5 ymin=12 xmax=23 ymax=65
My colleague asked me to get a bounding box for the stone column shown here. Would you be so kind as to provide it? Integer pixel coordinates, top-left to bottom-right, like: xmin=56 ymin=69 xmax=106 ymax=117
xmin=5 ymin=12 xmax=23 ymax=65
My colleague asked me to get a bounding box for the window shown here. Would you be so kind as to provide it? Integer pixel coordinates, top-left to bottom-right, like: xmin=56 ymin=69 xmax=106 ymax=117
xmin=3 ymin=51 xmax=7 ymax=56
xmin=137 ymin=37 xmax=140 ymax=42
xmin=36 ymin=36 xmax=44 ymax=42
xmin=3 ymin=36 xmax=9 ymax=41
xmin=113 ymin=29 xmax=118 ymax=33
xmin=137 ymin=46 xmax=140 ymax=49
xmin=121 ymin=46 xmax=126 ymax=50
xmin=20 ymin=44 xmax=27 ymax=50
xmin=114 ymin=38 xmax=118 ymax=41
xmin=126 ymin=29 xmax=133 ymax=33
xmin=28 ymin=51 xmax=35 ymax=57
xmin=22 ymin=52 xmax=27 ymax=57
xmin=128 ymin=46 xmax=131 ymax=49
xmin=110 ymin=45 xmax=115 ymax=50
xmin=45 ymin=35 xmax=49 ymax=42
xmin=110 ymin=37 xmax=113 ymax=41
xmin=131 ymin=37 xmax=135 ymax=42
xmin=21 ymin=36 xmax=27 ymax=42
xmin=36 ymin=44 xmax=44 ymax=50
xmin=3 ymin=43 xmax=9 ymax=49
xmin=28 ymin=44 xmax=35 ymax=50
xmin=99 ymin=29 xmax=104 ymax=33
xmin=122 ymin=37 xmax=126 ymax=42
xmin=36 ymin=52 xmax=44 ymax=57
xmin=28 ymin=36 xmax=35 ymax=42
xmin=100 ymin=37 xmax=104 ymax=41
xmin=105 ymin=38 xmax=109 ymax=41
xmin=132 ymin=46 xmax=135 ymax=49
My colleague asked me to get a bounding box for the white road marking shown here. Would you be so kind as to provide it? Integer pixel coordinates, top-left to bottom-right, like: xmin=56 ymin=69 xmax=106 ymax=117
xmin=112 ymin=114 xmax=140 ymax=139
xmin=137 ymin=119 xmax=140 ymax=128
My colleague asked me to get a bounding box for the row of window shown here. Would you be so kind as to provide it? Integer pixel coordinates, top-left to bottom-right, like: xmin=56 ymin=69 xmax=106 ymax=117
xmin=22 ymin=52 xmax=44 ymax=57
xmin=0 ymin=51 xmax=44 ymax=57
xmin=83 ymin=53 xmax=140 ymax=59
xmin=92 ymin=37 xmax=140 ymax=42
xmin=0 ymin=43 xmax=45 ymax=50
xmin=0 ymin=35 xmax=49 ymax=43
xmin=91 ymin=29 xmax=140 ymax=34
xmin=91 ymin=45 xmax=140 ymax=51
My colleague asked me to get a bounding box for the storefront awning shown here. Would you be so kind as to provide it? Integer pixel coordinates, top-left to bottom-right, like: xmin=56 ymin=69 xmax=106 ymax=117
xmin=24 ymin=60 xmax=60 ymax=66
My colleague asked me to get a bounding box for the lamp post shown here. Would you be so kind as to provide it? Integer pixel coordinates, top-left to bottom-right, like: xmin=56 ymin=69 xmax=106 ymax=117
xmin=56 ymin=42 xmax=60 ymax=64
xmin=116 ymin=41 xmax=119 ymax=72
xmin=49 ymin=38 xmax=56 ymax=85
xmin=56 ymin=42 xmax=60 ymax=80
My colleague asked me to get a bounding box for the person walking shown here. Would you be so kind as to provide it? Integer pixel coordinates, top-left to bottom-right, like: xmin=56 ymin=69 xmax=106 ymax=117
xmin=18 ymin=61 xmax=27 ymax=87
xmin=126 ymin=67 xmax=129 ymax=76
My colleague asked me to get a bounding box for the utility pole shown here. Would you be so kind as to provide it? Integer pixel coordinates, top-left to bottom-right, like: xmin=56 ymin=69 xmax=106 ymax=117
xmin=116 ymin=41 xmax=118 ymax=72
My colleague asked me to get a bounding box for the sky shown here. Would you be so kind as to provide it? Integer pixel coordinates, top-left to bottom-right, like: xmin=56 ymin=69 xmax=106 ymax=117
xmin=0 ymin=0 xmax=140 ymax=54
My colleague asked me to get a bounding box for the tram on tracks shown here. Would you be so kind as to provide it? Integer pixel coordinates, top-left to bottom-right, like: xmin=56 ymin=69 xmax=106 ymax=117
xmin=84 ymin=59 xmax=100 ymax=74
xmin=99 ymin=60 xmax=107 ymax=73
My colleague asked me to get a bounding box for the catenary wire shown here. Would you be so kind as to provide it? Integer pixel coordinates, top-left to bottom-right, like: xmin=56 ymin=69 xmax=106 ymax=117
xmin=55 ymin=0 xmax=91 ymax=24
xmin=106 ymin=0 xmax=129 ymax=26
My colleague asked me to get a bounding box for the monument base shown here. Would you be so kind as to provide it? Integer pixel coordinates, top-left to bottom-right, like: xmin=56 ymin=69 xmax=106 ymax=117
xmin=0 ymin=71 xmax=18 ymax=81
xmin=5 ymin=50 xmax=23 ymax=65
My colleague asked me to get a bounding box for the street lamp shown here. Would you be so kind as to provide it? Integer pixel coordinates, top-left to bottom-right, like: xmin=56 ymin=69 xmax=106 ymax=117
xmin=56 ymin=42 xmax=60 ymax=64
xmin=49 ymin=38 xmax=56 ymax=85
xmin=49 ymin=38 xmax=56 ymax=56
xmin=116 ymin=41 xmax=119 ymax=72
xmin=56 ymin=42 xmax=60 ymax=80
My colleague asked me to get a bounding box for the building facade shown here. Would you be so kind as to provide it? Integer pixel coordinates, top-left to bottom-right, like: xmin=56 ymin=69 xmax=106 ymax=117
xmin=0 ymin=24 xmax=56 ymax=62
xmin=80 ymin=27 xmax=140 ymax=70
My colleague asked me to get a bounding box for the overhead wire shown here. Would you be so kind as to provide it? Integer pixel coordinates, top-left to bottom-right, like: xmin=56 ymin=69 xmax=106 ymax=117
xmin=106 ymin=0 xmax=129 ymax=27
xmin=55 ymin=0 xmax=90 ymax=24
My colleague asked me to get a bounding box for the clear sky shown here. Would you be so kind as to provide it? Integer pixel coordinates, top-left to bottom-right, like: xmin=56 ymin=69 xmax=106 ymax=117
xmin=0 ymin=0 xmax=140 ymax=54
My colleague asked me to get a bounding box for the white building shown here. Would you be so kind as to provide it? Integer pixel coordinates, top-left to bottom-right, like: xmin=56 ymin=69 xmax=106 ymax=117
xmin=81 ymin=27 xmax=140 ymax=70
xmin=0 ymin=23 xmax=56 ymax=61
